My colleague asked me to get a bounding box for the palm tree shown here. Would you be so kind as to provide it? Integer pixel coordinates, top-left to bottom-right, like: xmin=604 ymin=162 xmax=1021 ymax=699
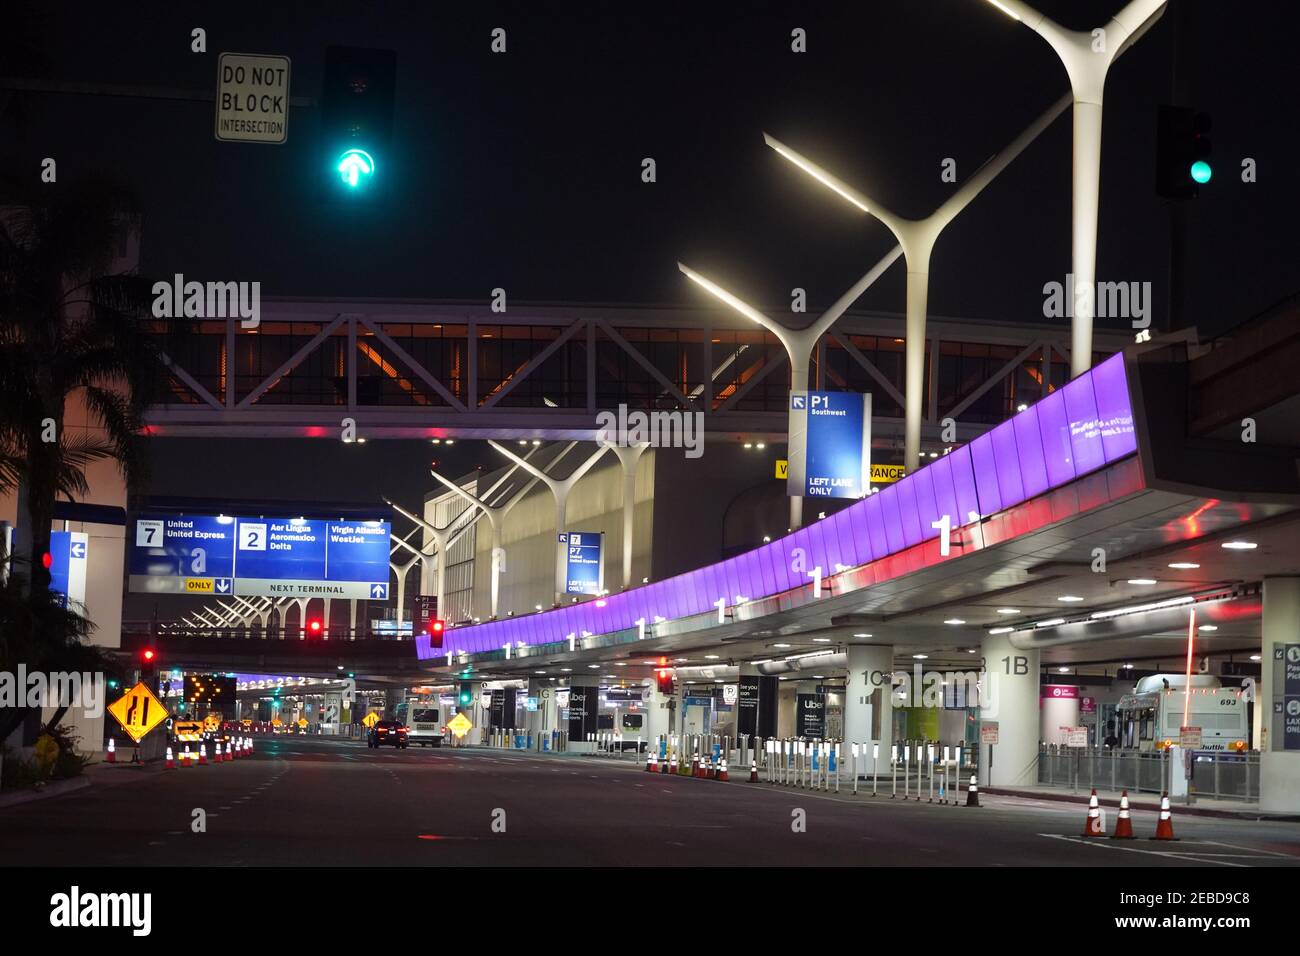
xmin=0 ymin=173 xmax=164 ymax=596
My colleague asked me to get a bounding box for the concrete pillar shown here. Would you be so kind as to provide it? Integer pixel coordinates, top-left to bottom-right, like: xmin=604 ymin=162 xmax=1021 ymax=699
xmin=644 ymin=684 xmax=671 ymax=744
xmin=1260 ymin=577 xmax=1300 ymax=812
xmin=844 ymin=645 xmax=894 ymax=770
xmin=979 ymin=633 xmax=1040 ymax=787
xmin=524 ymin=679 xmax=559 ymax=737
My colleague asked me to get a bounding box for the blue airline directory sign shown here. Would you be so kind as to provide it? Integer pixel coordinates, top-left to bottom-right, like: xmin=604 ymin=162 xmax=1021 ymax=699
xmin=786 ymin=390 xmax=872 ymax=499
xmin=128 ymin=512 xmax=391 ymax=599
xmin=560 ymin=531 xmax=603 ymax=596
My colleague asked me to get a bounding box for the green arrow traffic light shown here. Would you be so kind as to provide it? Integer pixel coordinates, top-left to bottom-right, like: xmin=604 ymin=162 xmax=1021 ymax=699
xmin=336 ymin=148 xmax=375 ymax=189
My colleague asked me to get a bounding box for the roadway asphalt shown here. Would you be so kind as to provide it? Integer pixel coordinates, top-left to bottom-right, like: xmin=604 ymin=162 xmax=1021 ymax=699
xmin=2 ymin=735 xmax=1298 ymax=867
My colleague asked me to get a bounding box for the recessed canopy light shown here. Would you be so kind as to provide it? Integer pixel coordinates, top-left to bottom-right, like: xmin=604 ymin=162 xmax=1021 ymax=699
xmin=1221 ymin=541 xmax=1257 ymax=551
xmin=987 ymin=627 xmax=1014 ymax=635
xmin=813 ymin=638 xmax=831 ymax=643
xmin=967 ymin=648 xmax=977 ymax=653
xmin=996 ymin=608 xmax=1020 ymax=615
xmin=561 ymin=667 xmax=572 ymax=672
xmin=704 ymin=654 xmax=719 ymax=660
xmin=1057 ymin=595 xmax=1084 ymax=603
xmin=912 ymin=654 xmax=928 ymax=660
xmin=1249 ymin=654 xmax=1261 ymax=662
xmin=535 ymin=670 xmax=546 ymax=674
xmin=773 ymin=643 xmax=792 ymax=648
xmin=943 ymin=618 xmax=966 ymax=626
xmin=674 ymin=657 xmax=688 ymax=663
xmin=587 ymin=664 xmax=599 ymax=669
xmin=1122 ymin=663 xmax=1134 ymax=669
xmin=1198 ymin=625 xmax=1218 ymax=632
xmin=1168 ymin=562 xmax=1200 ymax=570
xmin=1036 ymin=618 xmax=1066 ymax=628
xmin=1127 ymin=578 xmax=1157 ymax=586
xmin=1058 ymin=667 xmax=1070 ymax=673
xmin=852 ymin=632 xmax=872 ymax=638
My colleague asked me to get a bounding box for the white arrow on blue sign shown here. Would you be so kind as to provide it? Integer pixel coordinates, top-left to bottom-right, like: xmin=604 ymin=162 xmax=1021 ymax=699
xmin=215 ymin=578 xmax=232 ymax=594
xmin=371 ymin=583 xmax=388 ymax=599
xmin=70 ymin=542 xmax=87 ymax=559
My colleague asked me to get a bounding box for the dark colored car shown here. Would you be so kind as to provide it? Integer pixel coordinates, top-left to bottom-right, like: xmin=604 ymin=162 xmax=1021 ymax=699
xmin=368 ymin=720 xmax=409 ymax=749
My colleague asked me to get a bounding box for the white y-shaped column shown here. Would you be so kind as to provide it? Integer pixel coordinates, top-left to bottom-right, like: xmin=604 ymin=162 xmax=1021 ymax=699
xmin=679 ymin=248 xmax=903 ymax=527
xmin=428 ymin=448 xmax=553 ymax=618
xmin=387 ymin=500 xmax=483 ymax=624
xmin=488 ymin=441 xmax=610 ymax=603
xmin=981 ymin=0 xmax=1167 ymax=378
xmin=764 ymin=91 xmax=1071 ymax=470
xmin=605 ymin=442 xmax=650 ymax=586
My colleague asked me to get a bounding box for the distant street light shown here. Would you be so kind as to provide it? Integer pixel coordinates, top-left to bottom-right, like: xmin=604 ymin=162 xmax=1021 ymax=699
xmin=979 ymin=0 xmax=1168 ymax=378
xmin=763 ymin=91 xmax=1070 ymax=469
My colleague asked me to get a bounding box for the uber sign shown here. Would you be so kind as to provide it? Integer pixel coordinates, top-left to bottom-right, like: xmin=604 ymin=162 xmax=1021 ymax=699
xmin=786 ymin=390 xmax=872 ymax=499
xmin=129 ymin=512 xmax=390 ymax=600
xmin=215 ymin=52 xmax=291 ymax=144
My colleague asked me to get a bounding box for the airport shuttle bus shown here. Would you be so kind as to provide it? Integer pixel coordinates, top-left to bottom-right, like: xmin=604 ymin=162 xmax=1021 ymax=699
xmin=1116 ymin=674 xmax=1249 ymax=752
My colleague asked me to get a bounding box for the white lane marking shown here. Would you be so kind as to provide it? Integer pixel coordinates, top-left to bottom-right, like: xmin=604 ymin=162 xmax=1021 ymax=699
xmin=1038 ymin=834 xmax=1249 ymax=868
xmin=1201 ymin=840 xmax=1300 ymax=859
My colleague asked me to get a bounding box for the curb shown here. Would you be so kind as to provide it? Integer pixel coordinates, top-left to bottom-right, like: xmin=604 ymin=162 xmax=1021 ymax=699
xmin=983 ymin=786 xmax=1300 ymax=822
xmin=0 ymin=775 xmax=92 ymax=810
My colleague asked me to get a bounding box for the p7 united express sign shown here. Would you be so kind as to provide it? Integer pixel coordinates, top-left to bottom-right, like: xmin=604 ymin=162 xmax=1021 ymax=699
xmin=129 ymin=513 xmax=391 ymax=600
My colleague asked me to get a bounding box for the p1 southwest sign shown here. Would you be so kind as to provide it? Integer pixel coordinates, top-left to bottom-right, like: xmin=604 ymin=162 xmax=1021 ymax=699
xmin=421 ymin=353 xmax=1137 ymax=660
xmin=787 ymin=390 xmax=871 ymax=499
xmin=129 ymin=513 xmax=390 ymax=599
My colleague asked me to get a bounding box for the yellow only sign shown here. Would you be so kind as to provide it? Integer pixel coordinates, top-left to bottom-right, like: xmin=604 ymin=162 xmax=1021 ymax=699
xmin=361 ymin=712 xmax=380 ymax=729
xmin=107 ymin=683 xmax=169 ymax=743
xmin=184 ymin=578 xmax=214 ymax=593
xmin=446 ymin=713 xmax=472 ymax=738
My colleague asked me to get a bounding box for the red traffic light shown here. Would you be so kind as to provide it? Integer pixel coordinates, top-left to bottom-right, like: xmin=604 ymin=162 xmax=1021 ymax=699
xmin=307 ymin=619 xmax=323 ymax=635
xmin=430 ymin=619 xmax=445 ymax=635
xmin=42 ymin=551 xmax=53 ymax=569
xmin=142 ymin=649 xmax=157 ymax=663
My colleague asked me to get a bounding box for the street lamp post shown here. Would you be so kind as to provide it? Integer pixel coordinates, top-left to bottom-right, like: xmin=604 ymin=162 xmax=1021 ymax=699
xmin=678 ymin=248 xmax=902 ymax=529
xmin=763 ymin=91 xmax=1071 ymax=471
xmin=980 ymin=0 xmax=1168 ymax=378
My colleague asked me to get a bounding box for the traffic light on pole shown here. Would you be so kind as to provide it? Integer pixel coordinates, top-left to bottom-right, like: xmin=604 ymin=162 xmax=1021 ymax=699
xmin=320 ymin=46 xmax=396 ymax=200
xmin=457 ymin=681 xmax=473 ymax=710
xmin=307 ymin=618 xmax=323 ymax=637
xmin=1156 ymin=105 xmax=1212 ymax=199
xmin=655 ymin=656 xmax=674 ymax=696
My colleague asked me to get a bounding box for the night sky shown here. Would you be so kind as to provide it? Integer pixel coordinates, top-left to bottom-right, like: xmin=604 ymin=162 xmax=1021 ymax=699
xmin=4 ymin=0 xmax=1298 ymax=516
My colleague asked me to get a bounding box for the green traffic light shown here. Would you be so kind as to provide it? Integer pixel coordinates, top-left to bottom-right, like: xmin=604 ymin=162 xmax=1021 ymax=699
xmin=1190 ymin=160 xmax=1212 ymax=184
xmin=336 ymin=148 xmax=375 ymax=188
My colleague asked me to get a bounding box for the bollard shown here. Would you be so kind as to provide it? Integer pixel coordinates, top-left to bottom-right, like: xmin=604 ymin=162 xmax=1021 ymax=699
xmin=834 ymin=743 xmax=840 ymax=793
xmin=852 ymin=743 xmax=859 ymax=795
xmin=904 ymin=745 xmax=910 ymax=800
xmin=927 ymin=744 xmax=935 ymax=803
xmin=872 ymin=742 xmax=879 ymax=797
xmin=891 ymin=744 xmax=898 ymax=798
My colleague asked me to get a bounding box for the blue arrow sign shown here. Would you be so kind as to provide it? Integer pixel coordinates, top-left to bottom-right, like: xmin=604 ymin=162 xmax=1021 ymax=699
xmin=370 ymin=583 xmax=388 ymax=599
xmin=215 ymin=578 xmax=232 ymax=594
xmin=70 ymin=541 xmax=87 ymax=560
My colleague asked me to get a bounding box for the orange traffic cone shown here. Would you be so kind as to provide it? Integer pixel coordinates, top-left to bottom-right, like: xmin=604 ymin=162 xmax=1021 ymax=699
xmin=181 ymin=745 xmax=192 ymax=767
xmin=718 ymin=758 xmax=729 ymax=782
xmin=646 ymin=752 xmax=655 ymax=772
xmin=1112 ymin=790 xmax=1135 ymax=839
xmin=214 ymin=742 xmax=223 ymax=764
xmin=1150 ymin=792 xmax=1177 ymax=841
xmin=965 ymin=774 xmax=980 ymax=807
xmin=1082 ymin=789 xmax=1104 ymax=837
xmin=165 ymin=747 xmax=175 ymax=770
xmin=106 ymin=738 xmax=116 ymax=764
xmin=660 ymin=754 xmax=669 ymax=774
xmin=691 ymin=756 xmax=699 ymax=777
xmin=198 ymin=743 xmax=208 ymax=766
xmin=749 ymin=760 xmax=758 ymax=783
xmin=669 ymin=755 xmax=678 ymax=775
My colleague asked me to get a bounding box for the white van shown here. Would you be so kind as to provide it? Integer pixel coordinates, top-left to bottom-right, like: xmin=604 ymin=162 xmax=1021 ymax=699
xmin=408 ymin=703 xmax=445 ymax=747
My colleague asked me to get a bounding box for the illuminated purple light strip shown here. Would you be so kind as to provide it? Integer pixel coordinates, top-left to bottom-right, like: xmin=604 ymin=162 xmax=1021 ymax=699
xmin=419 ymin=352 xmax=1137 ymax=660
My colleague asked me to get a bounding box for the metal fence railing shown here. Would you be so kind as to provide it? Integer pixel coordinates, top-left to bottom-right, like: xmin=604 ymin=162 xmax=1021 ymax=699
xmin=1037 ymin=746 xmax=1260 ymax=802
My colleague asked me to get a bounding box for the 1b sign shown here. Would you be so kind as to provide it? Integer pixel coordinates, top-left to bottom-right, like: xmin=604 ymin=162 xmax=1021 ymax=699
xmin=215 ymin=53 xmax=291 ymax=144
xmin=787 ymin=391 xmax=872 ymax=499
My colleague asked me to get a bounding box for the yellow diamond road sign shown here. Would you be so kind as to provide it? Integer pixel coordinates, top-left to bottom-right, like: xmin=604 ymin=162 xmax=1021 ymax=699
xmin=447 ymin=713 xmax=473 ymax=738
xmin=107 ymin=682 xmax=170 ymax=743
xmin=362 ymin=711 xmax=380 ymax=729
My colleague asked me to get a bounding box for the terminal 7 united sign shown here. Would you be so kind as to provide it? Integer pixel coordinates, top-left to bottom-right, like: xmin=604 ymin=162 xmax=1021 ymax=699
xmin=128 ymin=513 xmax=391 ymax=600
